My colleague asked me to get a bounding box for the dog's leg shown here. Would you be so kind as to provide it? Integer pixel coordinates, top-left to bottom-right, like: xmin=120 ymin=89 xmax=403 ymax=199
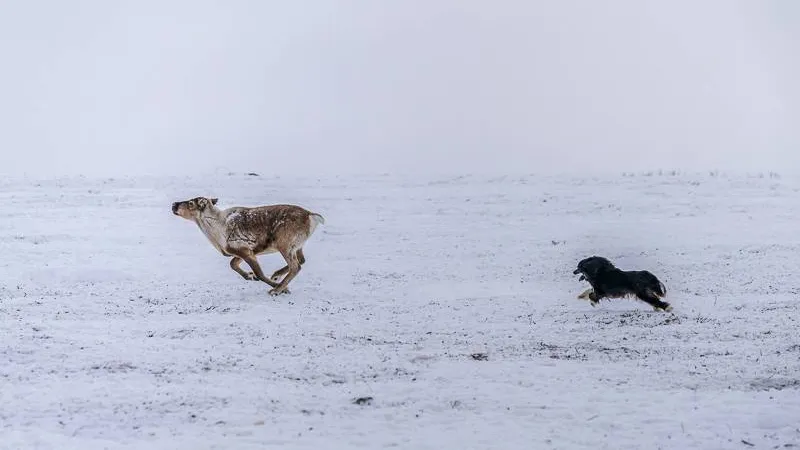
xmin=578 ymin=288 xmax=599 ymax=307
xmin=639 ymin=294 xmax=672 ymax=312
xmin=578 ymin=288 xmax=598 ymax=306
xmin=587 ymin=290 xmax=600 ymax=307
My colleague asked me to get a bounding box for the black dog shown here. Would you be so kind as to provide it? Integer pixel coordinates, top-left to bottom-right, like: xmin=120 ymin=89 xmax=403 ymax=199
xmin=573 ymin=256 xmax=671 ymax=312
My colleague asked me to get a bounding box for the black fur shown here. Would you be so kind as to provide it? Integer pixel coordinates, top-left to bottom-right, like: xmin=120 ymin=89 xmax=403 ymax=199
xmin=573 ymin=256 xmax=671 ymax=311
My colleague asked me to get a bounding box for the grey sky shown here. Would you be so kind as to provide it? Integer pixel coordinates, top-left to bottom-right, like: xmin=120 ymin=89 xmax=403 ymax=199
xmin=1 ymin=0 xmax=797 ymax=177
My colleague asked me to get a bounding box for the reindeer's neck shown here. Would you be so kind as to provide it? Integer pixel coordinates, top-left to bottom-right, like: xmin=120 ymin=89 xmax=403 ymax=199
xmin=194 ymin=208 xmax=229 ymax=255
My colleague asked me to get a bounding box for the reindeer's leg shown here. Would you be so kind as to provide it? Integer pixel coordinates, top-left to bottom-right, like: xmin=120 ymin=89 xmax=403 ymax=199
xmin=270 ymin=265 xmax=289 ymax=283
xmin=236 ymin=251 xmax=280 ymax=288
xmin=269 ymin=248 xmax=301 ymax=296
xmin=270 ymin=248 xmax=305 ymax=282
xmin=230 ymin=257 xmax=257 ymax=281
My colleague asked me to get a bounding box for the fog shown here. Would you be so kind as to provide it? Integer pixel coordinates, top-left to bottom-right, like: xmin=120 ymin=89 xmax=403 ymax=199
xmin=1 ymin=0 xmax=797 ymax=177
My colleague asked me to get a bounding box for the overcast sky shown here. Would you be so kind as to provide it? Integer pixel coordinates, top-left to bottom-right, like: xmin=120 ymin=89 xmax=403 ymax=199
xmin=0 ymin=0 xmax=797 ymax=177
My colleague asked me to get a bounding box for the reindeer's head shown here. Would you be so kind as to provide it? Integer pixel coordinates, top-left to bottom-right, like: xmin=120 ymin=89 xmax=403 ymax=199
xmin=171 ymin=197 xmax=218 ymax=220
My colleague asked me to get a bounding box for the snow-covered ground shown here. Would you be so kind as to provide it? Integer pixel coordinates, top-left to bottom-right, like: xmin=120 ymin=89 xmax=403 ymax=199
xmin=2 ymin=172 xmax=799 ymax=450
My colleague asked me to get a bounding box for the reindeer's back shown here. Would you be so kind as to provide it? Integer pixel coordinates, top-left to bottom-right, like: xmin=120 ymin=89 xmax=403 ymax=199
xmin=227 ymin=204 xmax=315 ymax=253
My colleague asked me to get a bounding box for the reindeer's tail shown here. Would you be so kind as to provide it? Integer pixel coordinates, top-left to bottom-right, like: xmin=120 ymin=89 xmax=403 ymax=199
xmin=308 ymin=213 xmax=325 ymax=236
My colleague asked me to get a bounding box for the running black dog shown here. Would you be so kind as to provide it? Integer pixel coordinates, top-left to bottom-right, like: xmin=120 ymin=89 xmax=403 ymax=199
xmin=573 ymin=256 xmax=671 ymax=312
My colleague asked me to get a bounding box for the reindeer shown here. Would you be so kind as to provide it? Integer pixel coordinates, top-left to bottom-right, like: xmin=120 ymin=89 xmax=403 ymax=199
xmin=171 ymin=197 xmax=324 ymax=296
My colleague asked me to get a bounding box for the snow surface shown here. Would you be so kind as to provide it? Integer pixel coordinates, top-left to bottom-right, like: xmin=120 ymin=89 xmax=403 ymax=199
xmin=2 ymin=172 xmax=799 ymax=450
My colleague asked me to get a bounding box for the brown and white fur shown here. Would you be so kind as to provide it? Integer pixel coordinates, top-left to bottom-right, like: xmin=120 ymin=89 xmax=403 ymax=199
xmin=172 ymin=197 xmax=324 ymax=296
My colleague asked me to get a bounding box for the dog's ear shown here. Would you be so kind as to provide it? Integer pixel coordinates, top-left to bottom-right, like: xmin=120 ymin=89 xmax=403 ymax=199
xmin=583 ymin=257 xmax=608 ymax=276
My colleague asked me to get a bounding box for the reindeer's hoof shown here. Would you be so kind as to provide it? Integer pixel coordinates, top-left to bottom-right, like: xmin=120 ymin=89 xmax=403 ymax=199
xmin=269 ymin=288 xmax=290 ymax=296
xmin=244 ymin=272 xmax=257 ymax=281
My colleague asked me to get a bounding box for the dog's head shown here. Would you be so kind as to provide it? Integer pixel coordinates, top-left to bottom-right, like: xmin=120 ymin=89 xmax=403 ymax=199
xmin=171 ymin=197 xmax=218 ymax=220
xmin=573 ymin=256 xmax=616 ymax=282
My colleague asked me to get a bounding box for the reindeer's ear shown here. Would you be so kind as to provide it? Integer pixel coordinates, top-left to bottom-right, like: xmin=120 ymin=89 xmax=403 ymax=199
xmin=211 ymin=198 xmax=218 ymax=205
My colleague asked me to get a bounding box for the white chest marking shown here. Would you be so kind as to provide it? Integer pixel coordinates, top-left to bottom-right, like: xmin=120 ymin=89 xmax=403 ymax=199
xmin=195 ymin=215 xmax=230 ymax=255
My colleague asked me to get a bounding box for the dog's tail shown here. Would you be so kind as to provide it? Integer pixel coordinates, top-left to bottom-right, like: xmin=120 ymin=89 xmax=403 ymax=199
xmin=656 ymin=280 xmax=667 ymax=297
xmin=642 ymin=270 xmax=667 ymax=298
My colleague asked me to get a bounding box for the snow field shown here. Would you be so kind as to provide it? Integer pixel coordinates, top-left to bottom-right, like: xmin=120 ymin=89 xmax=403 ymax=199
xmin=1 ymin=172 xmax=799 ymax=449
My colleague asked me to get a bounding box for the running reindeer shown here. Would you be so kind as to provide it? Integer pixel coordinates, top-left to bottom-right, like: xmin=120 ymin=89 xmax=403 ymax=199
xmin=172 ymin=197 xmax=324 ymax=296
